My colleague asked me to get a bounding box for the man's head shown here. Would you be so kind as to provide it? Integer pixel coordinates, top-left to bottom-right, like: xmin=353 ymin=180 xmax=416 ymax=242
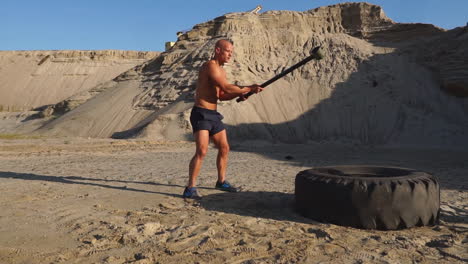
xmin=214 ymin=39 xmax=233 ymax=65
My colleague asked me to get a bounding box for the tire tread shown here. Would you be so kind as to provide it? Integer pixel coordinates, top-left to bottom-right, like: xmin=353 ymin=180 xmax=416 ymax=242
xmin=295 ymin=166 xmax=440 ymax=230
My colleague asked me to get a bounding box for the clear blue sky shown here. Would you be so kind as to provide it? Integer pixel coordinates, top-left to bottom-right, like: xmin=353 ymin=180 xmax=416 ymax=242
xmin=2 ymin=0 xmax=467 ymax=51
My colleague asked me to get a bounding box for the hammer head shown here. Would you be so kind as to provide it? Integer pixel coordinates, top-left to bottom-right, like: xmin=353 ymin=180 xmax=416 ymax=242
xmin=311 ymin=46 xmax=324 ymax=60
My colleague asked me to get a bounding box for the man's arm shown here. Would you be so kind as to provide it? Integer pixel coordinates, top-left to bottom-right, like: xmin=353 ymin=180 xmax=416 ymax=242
xmin=208 ymin=62 xmax=250 ymax=95
xmin=219 ymin=89 xmax=247 ymax=101
xmin=209 ymin=63 xmax=263 ymax=101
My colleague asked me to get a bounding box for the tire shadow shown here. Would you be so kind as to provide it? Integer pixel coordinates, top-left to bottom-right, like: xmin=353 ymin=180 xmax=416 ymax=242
xmin=199 ymin=191 xmax=320 ymax=225
xmin=440 ymin=204 xmax=468 ymax=225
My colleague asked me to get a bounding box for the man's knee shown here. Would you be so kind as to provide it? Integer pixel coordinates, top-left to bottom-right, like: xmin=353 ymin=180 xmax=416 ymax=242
xmin=196 ymin=146 xmax=208 ymax=158
xmin=219 ymin=143 xmax=229 ymax=155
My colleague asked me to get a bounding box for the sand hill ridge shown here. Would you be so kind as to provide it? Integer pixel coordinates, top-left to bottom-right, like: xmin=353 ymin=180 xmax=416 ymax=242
xmin=0 ymin=50 xmax=158 ymax=111
xmin=4 ymin=2 xmax=468 ymax=148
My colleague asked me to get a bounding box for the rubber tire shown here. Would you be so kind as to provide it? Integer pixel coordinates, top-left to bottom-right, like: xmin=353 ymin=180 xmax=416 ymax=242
xmin=295 ymin=165 xmax=440 ymax=230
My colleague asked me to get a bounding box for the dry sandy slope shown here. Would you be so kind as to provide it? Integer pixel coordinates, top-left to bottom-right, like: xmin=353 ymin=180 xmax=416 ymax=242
xmin=0 ymin=139 xmax=466 ymax=263
xmin=0 ymin=50 xmax=158 ymax=111
xmin=36 ymin=80 xmax=155 ymax=138
xmin=24 ymin=3 xmax=468 ymax=150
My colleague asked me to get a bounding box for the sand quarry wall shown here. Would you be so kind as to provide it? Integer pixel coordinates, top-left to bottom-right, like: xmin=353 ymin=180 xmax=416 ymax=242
xmin=25 ymin=3 xmax=468 ymax=147
xmin=0 ymin=50 xmax=158 ymax=111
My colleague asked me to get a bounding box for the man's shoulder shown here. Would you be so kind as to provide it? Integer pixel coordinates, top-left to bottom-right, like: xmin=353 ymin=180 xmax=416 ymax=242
xmin=205 ymin=60 xmax=219 ymax=68
xmin=203 ymin=60 xmax=223 ymax=74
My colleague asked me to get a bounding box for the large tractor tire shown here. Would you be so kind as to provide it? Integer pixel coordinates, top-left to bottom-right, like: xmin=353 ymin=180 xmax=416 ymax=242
xmin=295 ymin=166 xmax=440 ymax=230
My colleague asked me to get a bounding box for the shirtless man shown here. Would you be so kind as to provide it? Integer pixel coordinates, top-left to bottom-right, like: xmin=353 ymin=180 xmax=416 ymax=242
xmin=183 ymin=39 xmax=263 ymax=199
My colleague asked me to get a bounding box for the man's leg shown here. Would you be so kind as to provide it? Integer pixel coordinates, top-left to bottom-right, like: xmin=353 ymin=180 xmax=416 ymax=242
xmin=211 ymin=129 xmax=229 ymax=183
xmin=188 ymin=130 xmax=210 ymax=188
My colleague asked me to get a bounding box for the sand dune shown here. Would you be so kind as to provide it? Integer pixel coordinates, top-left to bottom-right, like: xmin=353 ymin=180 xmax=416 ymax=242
xmin=6 ymin=3 xmax=464 ymax=149
xmin=0 ymin=50 xmax=158 ymax=112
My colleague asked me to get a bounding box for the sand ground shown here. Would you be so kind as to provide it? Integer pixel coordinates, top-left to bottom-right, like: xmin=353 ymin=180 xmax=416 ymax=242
xmin=0 ymin=138 xmax=466 ymax=264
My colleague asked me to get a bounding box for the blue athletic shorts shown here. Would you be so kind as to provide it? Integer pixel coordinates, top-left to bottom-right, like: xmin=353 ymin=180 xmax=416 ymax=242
xmin=190 ymin=106 xmax=225 ymax=136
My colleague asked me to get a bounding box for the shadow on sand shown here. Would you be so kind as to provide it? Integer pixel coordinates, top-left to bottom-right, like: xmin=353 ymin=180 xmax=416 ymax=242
xmin=0 ymin=171 xmax=182 ymax=198
xmin=439 ymin=204 xmax=468 ymax=226
xmin=199 ymin=191 xmax=320 ymax=225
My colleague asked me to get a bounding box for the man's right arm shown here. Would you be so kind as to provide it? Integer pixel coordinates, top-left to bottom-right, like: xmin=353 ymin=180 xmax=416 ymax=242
xmin=208 ymin=63 xmax=251 ymax=95
xmin=219 ymin=85 xmax=263 ymax=101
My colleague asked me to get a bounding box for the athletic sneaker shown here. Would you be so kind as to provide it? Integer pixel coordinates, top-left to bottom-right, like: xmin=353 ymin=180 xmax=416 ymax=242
xmin=215 ymin=180 xmax=240 ymax=192
xmin=183 ymin=187 xmax=202 ymax=199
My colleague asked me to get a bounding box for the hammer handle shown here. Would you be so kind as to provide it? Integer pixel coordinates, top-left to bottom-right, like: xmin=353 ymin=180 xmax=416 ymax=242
xmin=236 ymin=46 xmax=321 ymax=103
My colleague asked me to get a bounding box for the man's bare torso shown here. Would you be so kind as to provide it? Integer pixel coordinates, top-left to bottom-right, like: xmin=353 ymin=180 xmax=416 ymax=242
xmin=194 ymin=60 xmax=223 ymax=110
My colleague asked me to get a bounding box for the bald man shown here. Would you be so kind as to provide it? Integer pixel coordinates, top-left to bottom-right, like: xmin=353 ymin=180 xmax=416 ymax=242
xmin=183 ymin=39 xmax=263 ymax=199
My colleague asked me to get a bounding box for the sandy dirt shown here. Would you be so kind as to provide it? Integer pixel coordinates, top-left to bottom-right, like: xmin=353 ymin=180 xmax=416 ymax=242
xmin=0 ymin=138 xmax=466 ymax=264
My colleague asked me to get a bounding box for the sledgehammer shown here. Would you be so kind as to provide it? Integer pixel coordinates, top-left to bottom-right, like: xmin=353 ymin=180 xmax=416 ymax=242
xmin=237 ymin=46 xmax=323 ymax=102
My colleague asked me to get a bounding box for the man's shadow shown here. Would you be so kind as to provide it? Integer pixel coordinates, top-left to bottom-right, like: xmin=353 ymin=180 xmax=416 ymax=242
xmin=0 ymin=171 xmax=181 ymax=197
